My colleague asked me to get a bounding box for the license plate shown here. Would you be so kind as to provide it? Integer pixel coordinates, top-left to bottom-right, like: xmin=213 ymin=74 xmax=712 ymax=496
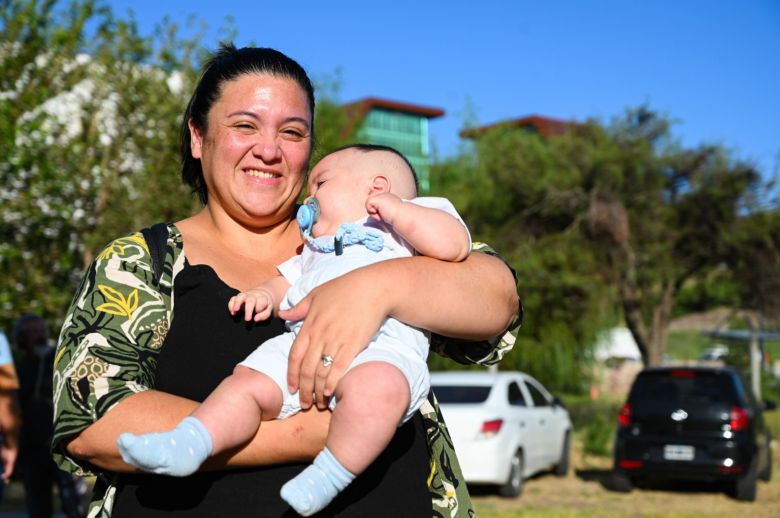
xmin=664 ymin=444 xmax=694 ymax=461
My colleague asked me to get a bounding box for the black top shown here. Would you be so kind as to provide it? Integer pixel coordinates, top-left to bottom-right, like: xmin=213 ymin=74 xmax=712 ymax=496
xmin=112 ymin=262 xmax=431 ymax=517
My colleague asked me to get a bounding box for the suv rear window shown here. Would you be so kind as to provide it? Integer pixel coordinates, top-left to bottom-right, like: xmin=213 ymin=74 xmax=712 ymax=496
xmin=629 ymin=370 xmax=740 ymax=406
xmin=432 ymin=385 xmax=491 ymax=403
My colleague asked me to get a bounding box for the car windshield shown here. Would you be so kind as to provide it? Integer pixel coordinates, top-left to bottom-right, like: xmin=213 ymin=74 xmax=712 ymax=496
xmin=432 ymin=385 xmax=492 ymax=403
xmin=629 ymin=370 xmax=740 ymax=406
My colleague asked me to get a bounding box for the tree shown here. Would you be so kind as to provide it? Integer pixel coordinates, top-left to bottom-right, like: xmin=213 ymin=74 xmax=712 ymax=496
xmin=431 ymin=128 xmax=616 ymax=391
xmin=310 ymin=70 xmax=355 ymax=165
xmin=727 ymin=209 xmax=780 ymax=327
xmin=0 ymin=0 xmax=360 ymax=335
xmin=585 ymin=110 xmax=762 ymax=365
xmin=0 ymin=0 xmax=200 ymax=332
xmin=433 ymin=107 xmax=768 ymax=377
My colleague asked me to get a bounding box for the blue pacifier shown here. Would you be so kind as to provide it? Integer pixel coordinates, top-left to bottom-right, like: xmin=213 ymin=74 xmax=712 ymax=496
xmin=296 ymin=198 xmax=321 ymax=235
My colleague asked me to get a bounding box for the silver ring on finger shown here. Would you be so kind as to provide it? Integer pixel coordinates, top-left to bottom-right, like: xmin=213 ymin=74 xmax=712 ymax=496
xmin=321 ymin=354 xmax=334 ymax=368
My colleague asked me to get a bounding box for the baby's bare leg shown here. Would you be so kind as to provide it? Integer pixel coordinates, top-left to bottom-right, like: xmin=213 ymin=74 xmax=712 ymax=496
xmin=117 ymin=365 xmax=283 ymax=476
xmin=193 ymin=365 xmax=283 ymax=453
xmin=328 ymin=362 xmax=410 ymax=473
xmin=281 ymin=362 xmax=410 ymax=516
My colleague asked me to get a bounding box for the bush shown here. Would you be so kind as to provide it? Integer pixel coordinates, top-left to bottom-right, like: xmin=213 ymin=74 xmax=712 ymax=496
xmin=581 ymin=414 xmax=615 ymax=457
xmin=566 ymin=395 xmax=621 ymax=458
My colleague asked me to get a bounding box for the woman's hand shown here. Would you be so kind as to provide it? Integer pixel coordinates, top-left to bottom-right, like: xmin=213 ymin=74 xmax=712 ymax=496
xmin=279 ymin=265 xmax=389 ymax=410
xmin=279 ymin=252 xmax=518 ymax=409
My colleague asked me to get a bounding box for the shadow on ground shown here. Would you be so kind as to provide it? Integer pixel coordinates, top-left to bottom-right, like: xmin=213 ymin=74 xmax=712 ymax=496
xmin=575 ymin=467 xmax=732 ymax=496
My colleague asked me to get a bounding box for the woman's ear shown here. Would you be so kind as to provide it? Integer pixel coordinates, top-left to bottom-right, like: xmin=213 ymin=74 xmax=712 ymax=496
xmin=189 ymin=119 xmax=203 ymax=159
xmin=370 ymin=175 xmax=390 ymax=194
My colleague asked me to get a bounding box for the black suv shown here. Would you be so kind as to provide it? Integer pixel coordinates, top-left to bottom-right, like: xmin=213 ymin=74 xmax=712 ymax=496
xmin=612 ymin=366 xmax=774 ymax=501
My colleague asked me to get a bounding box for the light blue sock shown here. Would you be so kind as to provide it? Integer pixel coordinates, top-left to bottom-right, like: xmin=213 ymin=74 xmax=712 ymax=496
xmin=116 ymin=416 xmax=213 ymax=477
xmin=280 ymin=447 xmax=355 ymax=516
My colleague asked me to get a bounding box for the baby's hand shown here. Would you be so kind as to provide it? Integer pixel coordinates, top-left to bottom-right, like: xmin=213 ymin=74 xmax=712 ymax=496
xmin=366 ymin=193 xmax=402 ymax=225
xmin=228 ymin=288 xmax=276 ymax=322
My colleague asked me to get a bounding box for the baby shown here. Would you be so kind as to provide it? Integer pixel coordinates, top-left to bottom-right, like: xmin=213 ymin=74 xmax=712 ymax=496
xmin=117 ymin=144 xmax=471 ymax=516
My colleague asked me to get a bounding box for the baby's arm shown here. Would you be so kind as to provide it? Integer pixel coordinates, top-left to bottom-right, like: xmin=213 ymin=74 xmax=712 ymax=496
xmin=228 ymin=275 xmax=292 ymax=322
xmin=366 ymin=194 xmax=471 ymax=262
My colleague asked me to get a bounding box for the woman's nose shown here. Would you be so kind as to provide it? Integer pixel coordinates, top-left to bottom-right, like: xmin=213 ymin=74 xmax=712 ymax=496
xmin=252 ymin=135 xmax=282 ymax=162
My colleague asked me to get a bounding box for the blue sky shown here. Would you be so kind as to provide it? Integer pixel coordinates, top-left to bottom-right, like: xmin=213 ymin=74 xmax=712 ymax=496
xmin=110 ymin=0 xmax=780 ymax=178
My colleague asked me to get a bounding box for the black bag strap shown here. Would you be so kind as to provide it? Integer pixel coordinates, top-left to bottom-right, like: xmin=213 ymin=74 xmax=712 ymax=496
xmin=140 ymin=223 xmax=169 ymax=286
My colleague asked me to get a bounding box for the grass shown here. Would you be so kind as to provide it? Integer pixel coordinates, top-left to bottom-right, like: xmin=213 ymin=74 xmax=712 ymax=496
xmin=665 ymin=330 xmax=715 ymax=361
xmin=764 ymin=405 xmax=780 ymax=433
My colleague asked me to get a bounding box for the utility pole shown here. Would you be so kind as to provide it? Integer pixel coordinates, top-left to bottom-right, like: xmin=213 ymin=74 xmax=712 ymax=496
xmin=747 ymin=314 xmax=761 ymax=400
xmin=750 ymin=328 xmax=761 ymax=400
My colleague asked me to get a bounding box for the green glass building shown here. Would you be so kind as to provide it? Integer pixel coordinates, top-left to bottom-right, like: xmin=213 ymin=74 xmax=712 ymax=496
xmin=342 ymin=98 xmax=444 ymax=193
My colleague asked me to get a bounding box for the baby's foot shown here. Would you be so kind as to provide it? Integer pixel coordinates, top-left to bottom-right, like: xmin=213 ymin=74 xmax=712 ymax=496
xmin=280 ymin=448 xmax=355 ymax=516
xmin=117 ymin=416 xmax=212 ymax=477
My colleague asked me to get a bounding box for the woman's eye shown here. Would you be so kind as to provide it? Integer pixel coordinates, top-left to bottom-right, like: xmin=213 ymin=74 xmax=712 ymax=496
xmin=282 ymin=128 xmax=306 ymax=139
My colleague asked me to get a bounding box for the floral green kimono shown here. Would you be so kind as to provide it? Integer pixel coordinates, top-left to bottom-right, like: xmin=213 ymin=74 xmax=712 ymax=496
xmin=52 ymin=224 xmax=521 ymax=517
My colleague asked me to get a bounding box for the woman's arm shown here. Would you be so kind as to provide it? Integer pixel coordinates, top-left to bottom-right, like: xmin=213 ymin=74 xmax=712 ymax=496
xmin=65 ymin=390 xmax=328 ymax=472
xmin=280 ymin=251 xmax=519 ymax=409
xmin=54 ymin=228 xmax=332 ymax=477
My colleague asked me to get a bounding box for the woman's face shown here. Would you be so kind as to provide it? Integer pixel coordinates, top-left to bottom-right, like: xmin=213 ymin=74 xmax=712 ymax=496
xmin=190 ymin=73 xmax=312 ymax=226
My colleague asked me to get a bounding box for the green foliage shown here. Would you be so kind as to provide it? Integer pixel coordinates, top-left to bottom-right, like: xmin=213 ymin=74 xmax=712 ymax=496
xmin=0 ymin=0 xmax=203 ymax=333
xmin=566 ymin=395 xmax=621 ymax=457
xmin=431 ymin=123 xmax=618 ymax=392
xmin=311 ymin=69 xmax=355 ymax=165
xmin=664 ymin=330 xmax=717 ymax=360
xmin=434 ymin=104 xmax=775 ymax=377
xmin=761 ymin=374 xmax=780 ymax=408
xmin=674 ymin=268 xmax=741 ymax=317
xmin=580 ymin=414 xmax=614 ymax=457
xmin=0 ymin=1 xmax=361 ymax=337
xmin=726 ymin=209 xmax=780 ymax=324
xmin=505 ymin=234 xmax=614 ymax=393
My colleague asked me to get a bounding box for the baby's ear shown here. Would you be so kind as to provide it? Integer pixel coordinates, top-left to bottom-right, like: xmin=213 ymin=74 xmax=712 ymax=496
xmin=370 ymin=175 xmax=390 ymax=194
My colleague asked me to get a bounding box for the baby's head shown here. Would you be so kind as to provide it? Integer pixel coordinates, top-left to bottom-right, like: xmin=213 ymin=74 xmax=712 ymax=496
xmin=305 ymin=144 xmax=418 ymax=235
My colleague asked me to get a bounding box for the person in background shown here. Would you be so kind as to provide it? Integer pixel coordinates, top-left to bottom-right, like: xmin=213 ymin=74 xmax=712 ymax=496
xmin=13 ymin=314 xmax=85 ymax=518
xmin=0 ymin=330 xmax=21 ymax=501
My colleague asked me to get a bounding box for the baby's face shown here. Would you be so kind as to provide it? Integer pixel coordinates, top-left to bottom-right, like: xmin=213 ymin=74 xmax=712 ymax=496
xmin=306 ymin=149 xmax=373 ymax=236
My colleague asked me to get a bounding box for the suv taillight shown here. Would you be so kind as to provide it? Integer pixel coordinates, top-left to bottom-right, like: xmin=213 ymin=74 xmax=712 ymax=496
xmin=729 ymin=407 xmax=750 ymax=431
xmin=618 ymin=403 xmax=632 ymax=427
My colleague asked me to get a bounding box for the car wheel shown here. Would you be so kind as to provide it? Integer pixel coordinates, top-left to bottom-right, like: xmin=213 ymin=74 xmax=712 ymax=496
xmin=732 ymin=460 xmax=758 ymax=501
xmin=554 ymin=431 xmax=570 ymax=477
xmin=759 ymin=439 xmax=772 ymax=482
xmin=609 ymin=469 xmax=634 ymax=493
xmin=498 ymin=449 xmax=523 ymax=498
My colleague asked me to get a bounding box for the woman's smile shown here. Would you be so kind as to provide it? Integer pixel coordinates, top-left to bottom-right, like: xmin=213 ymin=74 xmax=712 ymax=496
xmin=242 ymin=168 xmax=281 ymax=181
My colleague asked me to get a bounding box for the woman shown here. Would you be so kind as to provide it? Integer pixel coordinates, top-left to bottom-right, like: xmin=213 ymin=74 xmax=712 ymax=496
xmin=52 ymin=44 xmax=520 ymax=517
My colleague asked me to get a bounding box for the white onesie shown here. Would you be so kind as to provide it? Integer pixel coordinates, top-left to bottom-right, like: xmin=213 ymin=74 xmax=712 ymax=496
xmin=239 ymin=197 xmax=470 ymax=421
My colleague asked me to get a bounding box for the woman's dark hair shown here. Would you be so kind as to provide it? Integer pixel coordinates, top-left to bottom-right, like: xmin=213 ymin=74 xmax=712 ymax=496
xmin=181 ymin=43 xmax=316 ymax=204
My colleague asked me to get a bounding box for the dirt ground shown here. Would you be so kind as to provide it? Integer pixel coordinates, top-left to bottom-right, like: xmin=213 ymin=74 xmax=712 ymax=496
xmin=471 ymin=441 xmax=780 ymax=518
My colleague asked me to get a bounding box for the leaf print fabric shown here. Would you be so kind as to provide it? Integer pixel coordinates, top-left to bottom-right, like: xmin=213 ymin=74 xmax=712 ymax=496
xmin=52 ymin=224 xmax=517 ymax=517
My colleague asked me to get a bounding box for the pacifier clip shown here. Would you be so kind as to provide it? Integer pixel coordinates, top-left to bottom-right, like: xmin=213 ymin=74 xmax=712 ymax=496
xmin=296 ymin=199 xmax=384 ymax=255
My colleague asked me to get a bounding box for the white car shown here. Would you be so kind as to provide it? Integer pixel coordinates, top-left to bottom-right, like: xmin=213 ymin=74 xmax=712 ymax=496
xmin=431 ymin=370 xmax=572 ymax=497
